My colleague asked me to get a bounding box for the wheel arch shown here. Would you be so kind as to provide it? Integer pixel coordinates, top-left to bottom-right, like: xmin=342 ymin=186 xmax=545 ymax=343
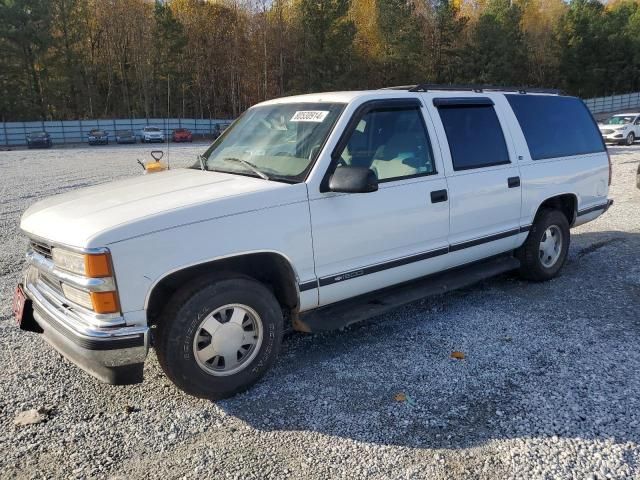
xmin=145 ymin=251 xmax=301 ymax=326
xmin=533 ymin=193 xmax=578 ymax=227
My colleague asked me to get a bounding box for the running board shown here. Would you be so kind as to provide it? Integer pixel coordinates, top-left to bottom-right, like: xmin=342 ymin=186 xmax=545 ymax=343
xmin=296 ymin=255 xmax=521 ymax=333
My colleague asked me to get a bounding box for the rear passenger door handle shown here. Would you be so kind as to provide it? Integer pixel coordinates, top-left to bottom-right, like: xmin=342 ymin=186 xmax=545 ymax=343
xmin=430 ymin=189 xmax=448 ymax=203
xmin=508 ymin=176 xmax=521 ymax=188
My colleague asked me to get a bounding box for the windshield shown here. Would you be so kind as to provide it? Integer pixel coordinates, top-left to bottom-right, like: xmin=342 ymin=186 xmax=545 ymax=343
xmin=92 ymin=130 xmax=106 ymax=136
xmin=31 ymin=132 xmax=47 ymax=137
xmin=605 ymin=115 xmax=634 ymax=125
xmin=145 ymin=127 xmax=160 ymax=132
xmin=201 ymin=102 xmax=345 ymax=182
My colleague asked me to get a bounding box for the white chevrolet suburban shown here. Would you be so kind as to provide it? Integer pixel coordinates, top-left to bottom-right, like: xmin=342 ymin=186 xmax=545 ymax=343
xmin=14 ymin=85 xmax=613 ymax=399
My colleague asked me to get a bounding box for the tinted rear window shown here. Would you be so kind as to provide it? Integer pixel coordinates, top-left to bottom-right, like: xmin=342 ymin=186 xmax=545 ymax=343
xmin=506 ymin=95 xmax=605 ymax=160
xmin=438 ymin=104 xmax=510 ymax=171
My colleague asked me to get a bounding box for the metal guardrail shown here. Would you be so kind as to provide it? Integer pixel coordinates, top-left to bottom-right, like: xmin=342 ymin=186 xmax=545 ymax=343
xmin=3 ymin=92 xmax=640 ymax=146
xmin=0 ymin=118 xmax=233 ymax=147
xmin=583 ymin=92 xmax=640 ymax=115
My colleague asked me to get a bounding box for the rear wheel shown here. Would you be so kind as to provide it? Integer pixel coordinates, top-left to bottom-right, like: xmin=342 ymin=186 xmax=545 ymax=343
xmin=155 ymin=275 xmax=283 ymax=399
xmin=517 ymin=209 xmax=570 ymax=282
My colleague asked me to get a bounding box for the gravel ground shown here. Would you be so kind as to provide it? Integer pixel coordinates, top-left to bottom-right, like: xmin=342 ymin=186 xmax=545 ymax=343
xmin=0 ymin=142 xmax=639 ymax=479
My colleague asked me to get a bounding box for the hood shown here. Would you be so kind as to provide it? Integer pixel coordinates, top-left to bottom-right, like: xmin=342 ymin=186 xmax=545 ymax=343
xmin=21 ymin=168 xmax=298 ymax=248
xmin=599 ymin=123 xmax=628 ymax=130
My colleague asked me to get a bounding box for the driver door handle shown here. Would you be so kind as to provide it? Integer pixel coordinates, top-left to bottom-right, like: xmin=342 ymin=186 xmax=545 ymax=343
xmin=430 ymin=189 xmax=448 ymax=203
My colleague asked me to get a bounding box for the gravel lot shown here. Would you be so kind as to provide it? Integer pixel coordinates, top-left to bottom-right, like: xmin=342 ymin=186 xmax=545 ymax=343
xmin=0 ymin=142 xmax=639 ymax=479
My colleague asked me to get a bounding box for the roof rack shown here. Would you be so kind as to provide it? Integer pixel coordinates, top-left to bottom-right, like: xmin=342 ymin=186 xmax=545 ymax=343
xmin=382 ymin=84 xmax=563 ymax=95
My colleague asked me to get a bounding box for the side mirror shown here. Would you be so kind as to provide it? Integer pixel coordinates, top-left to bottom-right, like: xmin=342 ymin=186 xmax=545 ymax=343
xmin=328 ymin=166 xmax=378 ymax=193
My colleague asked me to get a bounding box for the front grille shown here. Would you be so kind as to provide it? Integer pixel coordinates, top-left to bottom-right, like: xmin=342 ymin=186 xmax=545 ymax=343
xmin=602 ymin=129 xmax=614 ymax=135
xmin=40 ymin=273 xmax=64 ymax=296
xmin=30 ymin=240 xmax=52 ymax=259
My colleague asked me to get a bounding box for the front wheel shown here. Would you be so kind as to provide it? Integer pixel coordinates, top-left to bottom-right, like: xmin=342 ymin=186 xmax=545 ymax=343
xmin=516 ymin=209 xmax=570 ymax=282
xmin=626 ymin=132 xmax=635 ymax=146
xmin=155 ymin=275 xmax=283 ymax=399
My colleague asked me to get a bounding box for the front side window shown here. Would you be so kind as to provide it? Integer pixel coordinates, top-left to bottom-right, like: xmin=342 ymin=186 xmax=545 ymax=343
xmin=202 ymin=102 xmax=345 ymax=182
xmin=338 ymin=107 xmax=436 ymax=181
xmin=437 ymin=104 xmax=510 ymax=171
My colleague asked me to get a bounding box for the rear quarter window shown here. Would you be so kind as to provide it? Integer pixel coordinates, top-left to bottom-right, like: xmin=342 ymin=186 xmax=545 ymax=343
xmin=506 ymin=95 xmax=605 ymax=160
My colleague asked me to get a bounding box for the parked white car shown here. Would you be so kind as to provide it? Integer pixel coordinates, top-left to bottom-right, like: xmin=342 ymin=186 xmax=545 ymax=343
xmin=14 ymin=86 xmax=612 ymax=399
xmin=141 ymin=126 xmax=165 ymax=143
xmin=599 ymin=113 xmax=640 ymax=145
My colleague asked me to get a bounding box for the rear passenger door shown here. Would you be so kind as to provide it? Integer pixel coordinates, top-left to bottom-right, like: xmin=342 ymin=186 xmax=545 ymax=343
xmin=426 ymin=96 xmax=523 ymax=260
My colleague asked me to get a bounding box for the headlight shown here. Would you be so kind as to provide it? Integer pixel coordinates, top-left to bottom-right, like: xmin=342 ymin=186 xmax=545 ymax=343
xmin=52 ymin=248 xmax=85 ymax=275
xmin=52 ymin=248 xmax=119 ymax=313
xmin=52 ymin=248 xmax=113 ymax=278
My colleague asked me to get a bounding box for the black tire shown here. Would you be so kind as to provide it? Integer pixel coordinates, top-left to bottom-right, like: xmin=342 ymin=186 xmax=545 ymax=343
xmin=155 ymin=275 xmax=283 ymax=399
xmin=627 ymin=133 xmax=635 ymax=146
xmin=516 ymin=209 xmax=570 ymax=282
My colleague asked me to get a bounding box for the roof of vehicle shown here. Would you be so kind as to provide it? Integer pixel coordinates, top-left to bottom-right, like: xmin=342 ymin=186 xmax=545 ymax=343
xmin=144 ymin=126 xmax=161 ymax=130
xmin=29 ymin=131 xmax=48 ymax=135
xmin=611 ymin=113 xmax=640 ymax=116
xmin=257 ymin=85 xmax=562 ymax=107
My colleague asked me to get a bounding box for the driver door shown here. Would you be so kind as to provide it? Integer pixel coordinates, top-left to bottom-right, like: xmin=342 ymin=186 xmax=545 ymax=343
xmin=308 ymin=99 xmax=451 ymax=306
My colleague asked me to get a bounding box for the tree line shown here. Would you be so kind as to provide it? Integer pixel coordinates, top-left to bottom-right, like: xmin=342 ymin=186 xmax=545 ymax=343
xmin=1 ymin=0 xmax=640 ymax=122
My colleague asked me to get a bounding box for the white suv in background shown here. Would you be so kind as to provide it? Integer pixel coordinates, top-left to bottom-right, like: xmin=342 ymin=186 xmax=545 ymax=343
xmin=15 ymin=86 xmax=612 ymax=399
xmin=599 ymin=113 xmax=640 ymax=145
xmin=141 ymin=126 xmax=165 ymax=143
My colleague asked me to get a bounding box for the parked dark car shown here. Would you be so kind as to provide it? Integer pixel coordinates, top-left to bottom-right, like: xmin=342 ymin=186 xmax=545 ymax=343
xmin=115 ymin=130 xmax=136 ymax=144
xmin=88 ymin=129 xmax=109 ymax=145
xmin=637 ymin=163 xmax=640 ymax=189
xmin=26 ymin=131 xmax=52 ymax=149
xmin=172 ymin=128 xmax=193 ymax=143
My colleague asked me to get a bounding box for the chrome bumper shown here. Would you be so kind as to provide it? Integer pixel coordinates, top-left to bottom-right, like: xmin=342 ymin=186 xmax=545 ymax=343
xmin=23 ymin=249 xmax=149 ymax=385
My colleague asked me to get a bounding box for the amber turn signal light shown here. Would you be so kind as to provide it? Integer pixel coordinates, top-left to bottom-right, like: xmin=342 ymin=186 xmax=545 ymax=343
xmin=85 ymin=254 xmax=112 ymax=278
xmin=90 ymin=291 xmax=119 ymax=314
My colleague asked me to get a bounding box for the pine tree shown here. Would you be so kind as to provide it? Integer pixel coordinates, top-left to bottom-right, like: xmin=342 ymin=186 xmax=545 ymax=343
xmin=466 ymin=0 xmax=527 ymax=86
xmin=376 ymin=0 xmax=425 ymax=86
xmin=293 ymin=0 xmax=356 ymax=92
xmin=0 ymin=0 xmax=53 ymax=119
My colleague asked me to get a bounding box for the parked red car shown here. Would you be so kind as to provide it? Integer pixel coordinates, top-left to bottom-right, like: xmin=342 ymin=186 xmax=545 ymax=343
xmin=172 ymin=128 xmax=193 ymax=143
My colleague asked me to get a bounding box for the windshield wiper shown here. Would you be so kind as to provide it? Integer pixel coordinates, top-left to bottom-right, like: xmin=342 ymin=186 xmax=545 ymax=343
xmin=222 ymin=157 xmax=270 ymax=180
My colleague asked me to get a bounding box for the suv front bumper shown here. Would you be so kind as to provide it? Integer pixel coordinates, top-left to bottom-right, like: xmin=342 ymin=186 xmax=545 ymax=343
xmin=601 ymin=131 xmax=627 ymax=143
xmin=22 ymin=251 xmax=149 ymax=385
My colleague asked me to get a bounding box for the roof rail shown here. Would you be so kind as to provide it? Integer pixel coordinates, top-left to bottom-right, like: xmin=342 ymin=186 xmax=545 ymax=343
xmin=383 ymin=84 xmax=563 ymax=95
